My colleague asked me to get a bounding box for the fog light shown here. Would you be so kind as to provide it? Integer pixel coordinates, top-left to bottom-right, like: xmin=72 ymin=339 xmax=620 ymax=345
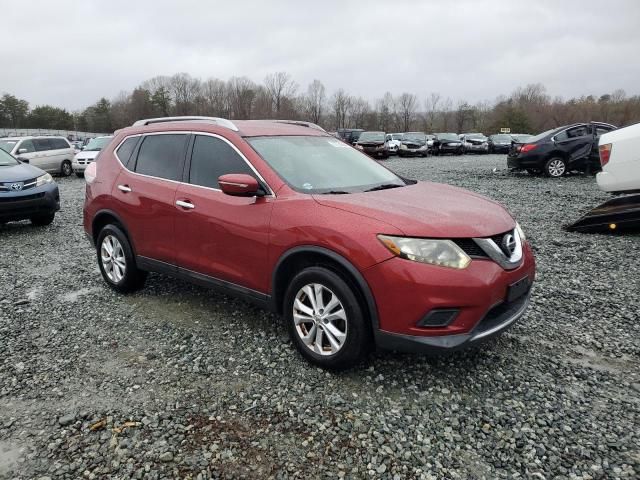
xmin=417 ymin=309 xmax=459 ymax=327
xmin=609 ymin=223 xmax=617 ymax=230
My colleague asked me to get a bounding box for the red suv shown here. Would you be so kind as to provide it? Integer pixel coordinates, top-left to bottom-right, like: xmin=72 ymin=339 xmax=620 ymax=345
xmin=83 ymin=117 xmax=535 ymax=369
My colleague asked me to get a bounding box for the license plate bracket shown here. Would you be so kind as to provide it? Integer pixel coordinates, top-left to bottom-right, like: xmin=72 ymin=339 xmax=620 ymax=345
xmin=507 ymin=276 xmax=530 ymax=302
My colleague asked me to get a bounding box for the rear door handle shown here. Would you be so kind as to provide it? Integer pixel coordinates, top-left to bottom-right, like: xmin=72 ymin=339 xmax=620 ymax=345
xmin=117 ymin=184 xmax=132 ymax=193
xmin=176 ymin=200 xmax=195 ymax=209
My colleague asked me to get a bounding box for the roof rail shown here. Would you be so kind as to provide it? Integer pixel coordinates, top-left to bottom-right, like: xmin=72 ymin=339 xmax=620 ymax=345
xmin=132 ymin=116 xmax=239 ymax=132
xmin=271 ymin=120 xmax=326 ymax=133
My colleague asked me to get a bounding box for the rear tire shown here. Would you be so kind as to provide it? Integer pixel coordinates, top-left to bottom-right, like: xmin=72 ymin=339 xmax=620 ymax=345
xmin=30 ymin=213 xmax=55 ymax=226
xmin=284 ymin=266 xmax=370 ymax=370
xmin=61 ymin=160 xmax=73 ymax=177
xmin=544 ymin=157 xmax=566 ymax=177
xmin=96 ymin=224 xmax=147 ymax=293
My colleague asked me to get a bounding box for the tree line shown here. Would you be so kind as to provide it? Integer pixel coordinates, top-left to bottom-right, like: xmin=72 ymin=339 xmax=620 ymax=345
xmin=2 ymin=73 xmax=640 ymax=135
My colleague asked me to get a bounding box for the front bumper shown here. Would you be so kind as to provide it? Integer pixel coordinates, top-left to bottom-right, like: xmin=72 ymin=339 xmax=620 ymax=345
xmin=0 ymin=183 xmax=60 ymax=222
xmin=399 ymin=147 xmax=428 ymax=156
xmin=364 ymin=245 xmax=536 ymax=353
xmin=375 ymin=290 xmax=531 ymax=352
xmin=465 ymin=144 xmax=488 ymax=153
xmin=73 ymin=158 xmax=94 ymax=172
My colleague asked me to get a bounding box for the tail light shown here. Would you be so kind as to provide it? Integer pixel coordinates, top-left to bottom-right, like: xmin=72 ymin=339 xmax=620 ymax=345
xmin=520 ymin=144 xmax=537 ymax=154
xmin=599 ymin=143 xmax=612 ymax=166
xmin=85 ymin=162 xmax=97 ymax=184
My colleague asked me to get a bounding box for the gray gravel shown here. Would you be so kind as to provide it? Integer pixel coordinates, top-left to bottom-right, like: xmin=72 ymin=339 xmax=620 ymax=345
xmin=1 ymin=154 xmax=639 ymax=479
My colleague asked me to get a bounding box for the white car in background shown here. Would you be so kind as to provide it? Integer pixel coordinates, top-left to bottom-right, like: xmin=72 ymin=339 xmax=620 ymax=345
xmin=460 ymin=133 xmax=489 ymax=154
xmin=597 ymin=122 xmax=640 ymax=193
xmin=0 ymin=136 xmax=75 ymax=176
xmin=385 ymin=133 xmax=403 ymax=155
xmin=72 ymin=136 xmax=113 ymax=177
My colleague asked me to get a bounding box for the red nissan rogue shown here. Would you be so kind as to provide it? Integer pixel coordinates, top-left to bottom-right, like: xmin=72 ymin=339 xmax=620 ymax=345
xmin=83 ymin=117 xmax=535 ymax=369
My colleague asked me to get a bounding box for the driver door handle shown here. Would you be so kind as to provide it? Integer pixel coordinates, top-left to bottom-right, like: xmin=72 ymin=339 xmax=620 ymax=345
xmin=117 ymin=184 xmax=132 ymax=193
xmin=176 ymin=200 xmax=195 ymax=209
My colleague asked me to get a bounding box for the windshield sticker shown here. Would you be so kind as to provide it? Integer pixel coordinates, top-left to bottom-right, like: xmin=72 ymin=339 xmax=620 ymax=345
xmin=302 ymin=183 xmax=313 ymax=190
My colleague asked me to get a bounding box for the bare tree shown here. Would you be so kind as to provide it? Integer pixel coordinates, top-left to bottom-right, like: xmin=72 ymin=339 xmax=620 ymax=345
xmin=331 ymin=89 xmax=351 ymax=129
xmin=376 ymin=92 xmax=395 ymax=132
xmin=169 ymin=73 xmax=201 ymax=115
xmin=424 ymin=92 xmax=441 ymax=132
xmin=227 ymin=77 xmax=256 ymax=119
xmin=305 ymin=79 xmax=325 ymax=125
xmin=397 ymin=93 xmax=418 ymax=132
xmin=201 ymin=78 xmax=228 ymax=117
xmin=264 ymin=72 xmax=298 ymax=118
xmin=348 ymin=97 xmax=370 ymax=128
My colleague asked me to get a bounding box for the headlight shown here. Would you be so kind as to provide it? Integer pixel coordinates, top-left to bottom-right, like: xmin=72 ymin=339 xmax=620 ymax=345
xmin=515 ymin=222 xmax=526 ymax=242
xmin=400 ymin=144 xmax=408 ymax=150
xmin=376 ymin=144 xmax=385 ymax=150
xmin=36 ymin=173 xmax=53 ymax=187
xmin=378 ymin=235 xmax=471 ymax=269
xmin=355 ymin=144 xmax=363 ymax=150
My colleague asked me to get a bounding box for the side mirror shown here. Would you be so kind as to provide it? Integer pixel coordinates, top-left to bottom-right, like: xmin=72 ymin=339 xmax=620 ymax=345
xmin=17 ymin=157 xmax=29 ymax=163
xmin=218 ymin=173 xmax=262 ymax=197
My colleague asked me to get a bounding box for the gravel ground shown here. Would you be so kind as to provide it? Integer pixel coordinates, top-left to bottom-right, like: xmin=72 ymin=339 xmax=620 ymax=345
xmin=1 ymin=154 xmax=638 ymax=479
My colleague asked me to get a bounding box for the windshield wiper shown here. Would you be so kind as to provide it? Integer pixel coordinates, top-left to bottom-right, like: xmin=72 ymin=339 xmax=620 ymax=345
xmin=319 ymin=190 xmax=350 ymax=195
xmin=364 ymin=183 xmax=403 ymax=192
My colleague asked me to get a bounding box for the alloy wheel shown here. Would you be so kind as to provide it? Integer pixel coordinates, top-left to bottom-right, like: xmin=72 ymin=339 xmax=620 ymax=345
xmin=293 ymin=283 xmax=347 ymax=356
xmin=548 ymin=159 xmax=566 ymax=177
xmin=100 ymin=234 xmax=126 ymax=283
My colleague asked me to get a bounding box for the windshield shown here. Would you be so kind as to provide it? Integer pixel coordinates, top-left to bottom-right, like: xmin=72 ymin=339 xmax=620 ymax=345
xmin=391 ymin=134 xmax=403 ymax=141
xmin=512 ymin=134 xmax=533 ymax=142
xmin=0 ymin=140 xmax=18 ymax=153
xmin=0 ymin=148 xmax=19 ymax=166
xmin=84 ymin=136 xmax=113 ymax=151
xmin=491 ymin=134 xmax=512 ymax=142
xmin=403 ymin=132 xmax=426 ymax=142
xmin=464 ymin=133 xmax=485 ymax=139
xmin=437 ymin=133 xmax=459 ymax=141
xmin=357 ymin=132 xmax=385 ymax=142
xmin=247 ymin=136 xmax=405 ymax=194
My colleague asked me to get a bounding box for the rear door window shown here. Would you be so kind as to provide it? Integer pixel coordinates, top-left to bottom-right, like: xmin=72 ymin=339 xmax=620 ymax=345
xmin=34 ymin=138 xmax=53 ymax=152
xmin=188 ymin=135 xmax=255 ymax=189
xmin=133 ymin=134 xmax=187 ymax=181
xmin=51 ymin=138 xmax=70 ymax=149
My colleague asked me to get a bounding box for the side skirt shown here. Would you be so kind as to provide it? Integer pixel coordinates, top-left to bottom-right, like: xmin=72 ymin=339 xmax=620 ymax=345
xmin=136 ymin=256 xmax=274 ymax=311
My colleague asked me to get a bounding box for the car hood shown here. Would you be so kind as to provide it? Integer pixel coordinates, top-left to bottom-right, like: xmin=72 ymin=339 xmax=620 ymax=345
xmin=0 ymin=162 xmax=45 ymax=182
xmin=314 ymin=182 xmax=514 ymax=238
xmin=75 ymin=150 xmax=100 ymax=160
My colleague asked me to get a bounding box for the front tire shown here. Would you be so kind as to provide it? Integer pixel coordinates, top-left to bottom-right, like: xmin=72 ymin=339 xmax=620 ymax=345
xmin=284 ymin=267 xmax=370 ymax=370
xmin=97 ymin=224 xmax=147 ymax=293
xmin=544 ymin=157 xmax=566 ymax=177
xmin=61 ymin=160 xmax=73 ymax=177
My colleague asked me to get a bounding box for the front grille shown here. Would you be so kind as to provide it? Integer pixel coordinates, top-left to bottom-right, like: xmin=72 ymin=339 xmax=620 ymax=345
xmin=453 ymin=239 xmax=488 ymax=258
xmin=0 ymin=192 xmax=46 ymax=203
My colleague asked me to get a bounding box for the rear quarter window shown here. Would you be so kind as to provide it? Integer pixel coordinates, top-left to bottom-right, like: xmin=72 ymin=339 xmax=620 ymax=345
xmin=115 ymin=137 xmax=140 ymax=167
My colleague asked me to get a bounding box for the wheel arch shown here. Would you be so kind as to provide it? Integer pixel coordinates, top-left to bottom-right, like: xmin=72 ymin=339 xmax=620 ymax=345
xmin=91 ymin=209 xmax=136 ymax=255
xmin=271 ymin=246 xmax=379 ymax=331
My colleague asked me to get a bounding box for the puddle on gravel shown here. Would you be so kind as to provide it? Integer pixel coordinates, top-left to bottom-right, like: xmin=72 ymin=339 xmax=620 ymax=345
xmin=0 ymin=441 xmax=21 ymax=477
xmin=59 ymin=287 xmax=99 ymax=303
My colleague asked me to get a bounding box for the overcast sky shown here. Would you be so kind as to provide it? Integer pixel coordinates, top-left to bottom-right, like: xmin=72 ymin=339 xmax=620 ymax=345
xmin=2 ymin=0 xmax=639 ymax=111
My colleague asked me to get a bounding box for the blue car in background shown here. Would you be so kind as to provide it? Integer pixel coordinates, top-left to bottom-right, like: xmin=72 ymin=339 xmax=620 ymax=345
xmin=0 ymin=147 xmax=60 ymax=226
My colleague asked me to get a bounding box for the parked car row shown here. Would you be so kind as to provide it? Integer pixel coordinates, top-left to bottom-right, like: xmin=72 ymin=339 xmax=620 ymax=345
xmin=335 ymin=129 xmax=539 ymax=158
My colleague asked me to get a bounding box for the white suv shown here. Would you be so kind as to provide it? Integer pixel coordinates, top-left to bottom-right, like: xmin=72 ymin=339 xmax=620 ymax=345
xmin=0 ymin=136 xmax=75 ymax=176
xmin=597 ymin=122 xmax=640 ymax=193
xmin=72 ymin=136 xmax=113 ymax=177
